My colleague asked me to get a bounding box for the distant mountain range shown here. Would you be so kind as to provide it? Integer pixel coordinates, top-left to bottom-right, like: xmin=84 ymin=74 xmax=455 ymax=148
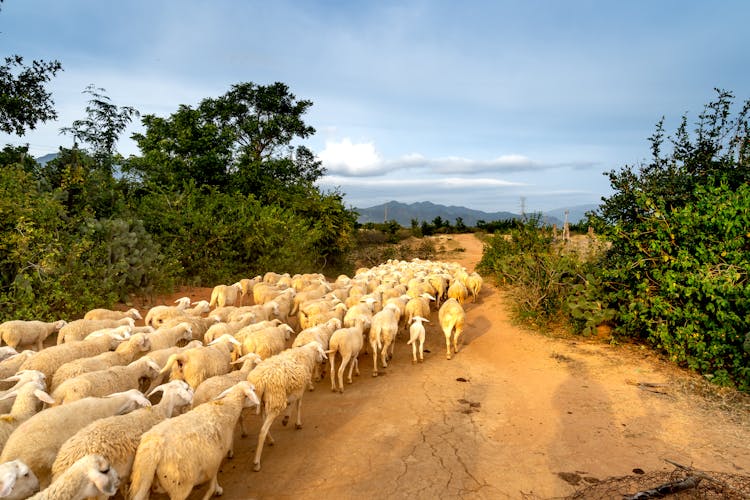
xmin=354 ymin=201 xmax=599 ymax=227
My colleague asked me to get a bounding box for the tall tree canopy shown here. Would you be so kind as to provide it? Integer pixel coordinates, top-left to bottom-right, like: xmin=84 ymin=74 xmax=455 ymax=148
xmin=127 ymin=81 xmax=325 ymax=201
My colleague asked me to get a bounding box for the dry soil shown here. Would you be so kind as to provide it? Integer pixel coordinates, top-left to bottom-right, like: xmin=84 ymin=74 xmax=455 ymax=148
xmin=145 ymin=233 xmax=750 ymax=499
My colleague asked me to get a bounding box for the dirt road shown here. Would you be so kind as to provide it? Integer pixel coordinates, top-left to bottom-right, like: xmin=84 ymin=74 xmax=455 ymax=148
xmin=164 ymin=233 xmax=749 ymax=499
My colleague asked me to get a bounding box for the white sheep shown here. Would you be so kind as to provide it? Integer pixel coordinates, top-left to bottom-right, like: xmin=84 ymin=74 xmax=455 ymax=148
xmin=0 ymin=369 xmax=47 ymax=413
xmin=50 ymin=332 xmax=152 ymax=391
xmin=238 ymin=323 xmax=293 ymax=359
xmin=151 ymin=334 xmax=240 ymax=390
xmin=145 ymin=322 xmax=193 ymax=351
xmin=0 ymin=352 xmax=36 ymax=391
xmin=141 ymin=340 xmax=203 ymax=370
xmin=209 ymin=283 xmax=242 ymax=308
xmin=51 ymin=357 xmax=161 ymax=405
xmin=0 ymin=379 xmax=55 ymax=451
xmin=83 ymin=308 xmax=142 ymax=322
xmin=50 ymin=380 xmax=193 ymax=496
xmin=143 ymin=296 xmax=191 ymax=328
xmin=327 ymin=318 xmax=369 ymax=393
xmin=0 ymin=348 xmax=17 ymax=363
xmin=447 ymin=279 xmax=469 ymax=305
xmin=18 ymin=329 xmax=129 ymax=383
xmin=229 ymin=302 xmax=280 ymax=324
xmin=252 ymin=282 xmax=287 ymax=306
xmin=438 ymin=298 xmax=465 ymax=360
xmin=206 ymin=305 xmax=239 ymax=322
xmin=159 ymin=316 xmax=218 ymax=343
xmin=56 ymin=318 xmax=134 ymax=345
xmin=146 ymin=300 xmax=210 ymax=329
xmin=129 ymin=381 xmax=259 ymax=500
xmin=247 ymin=341 xmax=326 ymax=471
xmin=369 ymin=303 xmax=401 ymax=376
xmin=407 ymin=316 xmax=430 ymax=364
xmin=466 ymin=272 xmax=483 ymax=302
xmin=191 ymin=353 xmax=262 ymax=407
xmin=191 ymin=353 xmax=262 ymax=455
xmin=202 ymin=314 xmax=256 ymax=344
xmin=404 ymin=293 xmax=434 ymax=330
xmin=236 ymin=276 xmax=261 ymax=305
xmin=29 ymin=454 xmax=119 ymax=500
xmin=0 ymin=459 xmax=40 ymax=500
xmin=292 ymin=318 xmax=341 ymax=388
xmin=0 ymin=389 xmax=150 ymax=488
xmin=0 ymin=320 xmax=67 ymax=351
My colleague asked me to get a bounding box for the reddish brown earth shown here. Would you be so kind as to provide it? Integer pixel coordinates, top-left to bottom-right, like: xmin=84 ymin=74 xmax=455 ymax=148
xmin=142 ymin=234 xmax=750 ymax=499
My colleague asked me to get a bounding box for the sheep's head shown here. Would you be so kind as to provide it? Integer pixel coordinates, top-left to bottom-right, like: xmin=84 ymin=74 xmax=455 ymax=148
xmin=1 ymin=369 xmax=46 ymax=388
xmin=107 ymin=389 xmax=151 ymax=415
xmin=232 ymin=352 xmax=262 ymax=370
xmin=78 ymin=455 xmax=119 ymax=498
xmin=174 ymin=296 xmax=192 ymax=309
xmin=53 ymin=320 xmax=68 ymax=331
xmin=127 ymin=308 xmax=143 ymax=320
xmin=191 ymin=300 xmax=210 ymax=314
xmin=147 ymin=379 xmax=193 ymax=410
xmin=0 ymin=459 xmax=39 ymax=499
xmin=216 ymin=381 xmax=260 ymax=408
xmin=304 ymin=341 xmax=327 ymax=362
xmin=281 ymin=324 xmax=294 ymax=341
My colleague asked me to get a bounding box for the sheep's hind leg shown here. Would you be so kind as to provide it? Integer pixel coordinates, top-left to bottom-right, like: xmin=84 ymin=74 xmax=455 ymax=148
xmin=254 ymin=411 xmax=279 ymax=471
xmin=444 ymin=328 xmax=453 ymax=360
xmin=293 ymin=398 xmax=303 ymax=429
xmin=338 ymin=354 xmax=349 ymax=392
xmin=200 ymin=474 xmax=222 ymax=500
xmin=330 ymin=354 xmax=338 ymax=392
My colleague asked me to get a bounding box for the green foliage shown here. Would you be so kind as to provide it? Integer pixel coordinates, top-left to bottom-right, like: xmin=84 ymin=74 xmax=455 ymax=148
xmin=0 ymin=55 xmax=62 ymax=135
xmin=593 ymin=89 xmax=750 ymax=390
xmin=60 ymin=85 xmax=139 ymax=163
xmin=131 ymin=184 xmax=326 ymax=284
xmin=0 ymin=77 xmax=357 ymax=323
xmin=0 ymin=164 xmax=170 ymax=320
xmin=601 ymin=182 xmax=750 ymax=389
xmin=127 ymin=81 xmax=323 ymax=202
xmin=478 ymin=215 xmax=598 ymax=329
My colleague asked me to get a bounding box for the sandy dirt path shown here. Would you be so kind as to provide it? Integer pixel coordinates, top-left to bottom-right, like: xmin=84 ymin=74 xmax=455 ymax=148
xmin=153 ymin=233 xmax=749 ymax=499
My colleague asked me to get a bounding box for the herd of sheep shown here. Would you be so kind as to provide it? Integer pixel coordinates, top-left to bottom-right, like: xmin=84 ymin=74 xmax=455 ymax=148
xmin=0 ymin=257 xmax=482 ymax=499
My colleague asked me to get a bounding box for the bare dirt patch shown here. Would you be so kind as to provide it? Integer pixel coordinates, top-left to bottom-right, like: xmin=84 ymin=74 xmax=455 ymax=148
xmin=141 ymin=234 xmax=750 ymax=499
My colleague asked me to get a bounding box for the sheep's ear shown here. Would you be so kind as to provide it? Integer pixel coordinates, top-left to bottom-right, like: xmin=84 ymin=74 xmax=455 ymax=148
xmin=1 ymin=374 xmax=20 ymax=383
xmin=0 ymin=390 xmax=18 ymax=402
xmin=33 ymin=389 xmax=55 ymax=405
xmin=0 ymin=472 xmax=16 ymax=497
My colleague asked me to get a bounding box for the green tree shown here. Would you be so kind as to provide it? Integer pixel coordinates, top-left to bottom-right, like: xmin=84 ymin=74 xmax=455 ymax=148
xmin=127 ymin=81 xmax=324 ymax=201
xmin=60 ymin=85 xmax=139 ymax=165
xmin=594 ymin=90 xmax=750 ymax=389
xmin=0 ymin=55 xmax=62 ymax=136
xmin=596 ymin=89 xmax=749 ymax=229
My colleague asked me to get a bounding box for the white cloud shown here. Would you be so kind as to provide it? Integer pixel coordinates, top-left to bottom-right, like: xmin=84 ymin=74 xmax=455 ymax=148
xmin=317 ymin=138 xmax=384 ymax=176
xmin=317 ymin=139 xmax=599 ymax=179
xmin=318 ymin=175 xmax=524 ymax=189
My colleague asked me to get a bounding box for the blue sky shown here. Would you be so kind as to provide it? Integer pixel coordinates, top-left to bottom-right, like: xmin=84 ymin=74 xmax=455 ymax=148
xmin=1 ymin=1 xmax=748 ymax=213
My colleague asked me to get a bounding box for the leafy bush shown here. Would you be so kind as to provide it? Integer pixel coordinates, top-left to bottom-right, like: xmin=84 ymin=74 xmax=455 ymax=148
xmin=132 ymin=184 xmax=325 ymax=284
xmin=601 ymin=183 xmax=750 ymax=389
xmin=0 ymin=164 xmax=173 ymax=319
xmin=478 ymin=216 xmax=602 ymax=330
xmin=592 ymin=89 xmax=750 ymax=389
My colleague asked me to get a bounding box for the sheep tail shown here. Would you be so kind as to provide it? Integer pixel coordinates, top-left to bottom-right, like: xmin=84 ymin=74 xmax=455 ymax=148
xmin=128 ymin=437 xmax=161 ymax=500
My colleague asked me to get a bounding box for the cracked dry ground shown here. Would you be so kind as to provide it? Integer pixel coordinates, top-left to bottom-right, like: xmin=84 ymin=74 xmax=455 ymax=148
xmin=159 ymin=234 xmax=750 ymax=500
